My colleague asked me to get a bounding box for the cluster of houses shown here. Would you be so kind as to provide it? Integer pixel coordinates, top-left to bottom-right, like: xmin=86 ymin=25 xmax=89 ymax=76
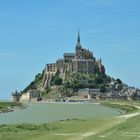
xmin=12 ymin=79 xmax=140 ymax=102
xmin=12 ymin=86 xmax=140 ymax=103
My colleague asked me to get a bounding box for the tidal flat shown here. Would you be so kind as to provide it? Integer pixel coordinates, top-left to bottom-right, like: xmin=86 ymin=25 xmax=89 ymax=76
xmin=0 ymin=102 xmax=121 ymax=124
xmin=0 ymin=101 xmax=139 ymax=140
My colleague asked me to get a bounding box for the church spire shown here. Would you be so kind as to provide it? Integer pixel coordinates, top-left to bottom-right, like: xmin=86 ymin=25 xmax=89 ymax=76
xmin=77 ymin=29 xmax=80 ymax=43
xmin=76 ymin=29 xmax=82 ymax=49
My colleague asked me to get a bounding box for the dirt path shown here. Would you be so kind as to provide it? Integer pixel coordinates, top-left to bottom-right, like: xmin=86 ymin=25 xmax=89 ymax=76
xmin=116 ymin=112 xmax=140 ymax=118
xmin=54 ymin=131 xmax=96 ymax=139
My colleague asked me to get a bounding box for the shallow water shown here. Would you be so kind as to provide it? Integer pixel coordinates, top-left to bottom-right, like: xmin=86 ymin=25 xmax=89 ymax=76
xmin=0 ymin=103 xmax=121 ymax=124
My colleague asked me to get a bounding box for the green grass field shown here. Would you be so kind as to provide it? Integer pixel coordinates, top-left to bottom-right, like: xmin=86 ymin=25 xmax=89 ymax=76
xmin=0 ymin=101 xmax=140 ymax=140
xmin=0 ymin=117 xmax=123 ymax=140
xmin=86 ymin=114 xmax=140 ymax=140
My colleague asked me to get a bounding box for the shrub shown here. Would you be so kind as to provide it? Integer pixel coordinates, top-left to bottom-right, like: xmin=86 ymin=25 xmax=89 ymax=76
xmin=116 ymin=78 xmax=122 ymax=84
xmin=53 ymin=76 xmax=62 ymax=85
xmin=100 ymin=84 xmax=106 ymax=92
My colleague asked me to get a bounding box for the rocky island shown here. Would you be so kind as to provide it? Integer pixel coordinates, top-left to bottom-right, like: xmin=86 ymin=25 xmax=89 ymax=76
xmin=12 ymin=31 xmax=140 ymax=102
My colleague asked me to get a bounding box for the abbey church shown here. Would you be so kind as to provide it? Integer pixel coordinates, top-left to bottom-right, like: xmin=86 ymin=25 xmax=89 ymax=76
xmin=45 ymin=30 xmax=105 ymax=80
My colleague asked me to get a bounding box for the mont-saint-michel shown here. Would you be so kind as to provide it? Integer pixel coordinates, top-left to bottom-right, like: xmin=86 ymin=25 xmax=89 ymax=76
xmin=12 ymin=31 xmax=140 ymax=102
xmin=1 ymin=1 xmax=140 ymax=140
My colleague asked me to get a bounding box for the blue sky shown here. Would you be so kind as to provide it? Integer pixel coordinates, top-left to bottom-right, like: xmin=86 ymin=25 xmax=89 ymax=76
xmin=0 ymin=0 xmax=140 ymax=99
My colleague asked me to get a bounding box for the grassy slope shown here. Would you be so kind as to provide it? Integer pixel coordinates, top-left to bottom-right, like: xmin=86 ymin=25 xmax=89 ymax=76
xmin=0 ymin=118 xmax=123 ymax=140
xmin=0 ymin=101 xmax=139 ymax=140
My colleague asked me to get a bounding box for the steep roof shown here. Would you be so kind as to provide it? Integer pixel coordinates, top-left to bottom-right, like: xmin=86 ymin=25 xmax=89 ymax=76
xmin=63 ymin=53 xmax=75 ymax=57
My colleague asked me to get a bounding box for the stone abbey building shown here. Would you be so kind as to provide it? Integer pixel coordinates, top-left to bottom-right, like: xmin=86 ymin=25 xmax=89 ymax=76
xmin=45 ymin=31 xmax=105 ymax=77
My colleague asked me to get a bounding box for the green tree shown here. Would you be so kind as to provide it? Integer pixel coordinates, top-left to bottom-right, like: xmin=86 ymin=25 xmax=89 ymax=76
xmin=116 ymin=78 xmax=122 ymax=84
xmin=53 ymin=76 xmax=62 ymax=85
xmin=94 ymin=75 xmax=103 ymax=84
xmin=35 ymin=73 xmax=43 ymax=83
xmin=100 ymin=84 xmax=106 ymax=92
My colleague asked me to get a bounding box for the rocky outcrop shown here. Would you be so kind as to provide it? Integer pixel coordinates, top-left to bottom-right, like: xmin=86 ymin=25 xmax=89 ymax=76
xmin=0 ymin=107 xmax=14 ymax=113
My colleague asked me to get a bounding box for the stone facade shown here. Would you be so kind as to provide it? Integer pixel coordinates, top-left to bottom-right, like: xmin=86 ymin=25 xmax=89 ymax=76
xmin=46 ymin=63 xmax=57 ymax=73
xmin=20 ymin=89 xmax=41 ymax=102
xmin=11 ymin=91 xmax=21 ymax=101
xmin=78 ymin=88 xmax=100 ymax=100
xmin=11 ymin=90 xmax=41 ymax=102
